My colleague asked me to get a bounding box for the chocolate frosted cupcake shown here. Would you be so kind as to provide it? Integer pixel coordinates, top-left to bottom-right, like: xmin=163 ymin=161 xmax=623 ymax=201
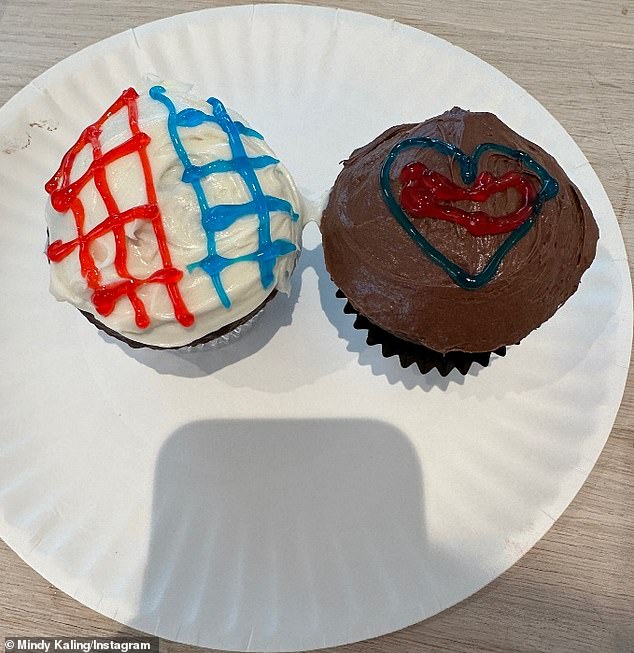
xmin=45 ymin=83 xmax=303 ymax=349
xmin=321 ymin=108 xmax=599 ymax=375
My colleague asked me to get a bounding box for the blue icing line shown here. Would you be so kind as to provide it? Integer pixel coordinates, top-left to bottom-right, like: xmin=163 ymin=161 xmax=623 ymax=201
xmin=236 ymin=122 xmax=264 ymax=140
xmin=149 ymin=85 xmax=299 ymax=308
xmin=380 ymin=137 xmax=559 ymax=289
xmin=182 ymin=155 xmax=280 ymax=184
xmin=186 ymin=240 xmax=297 ymax=278
xmin=202 ymin=197 xmax=299 ymax=233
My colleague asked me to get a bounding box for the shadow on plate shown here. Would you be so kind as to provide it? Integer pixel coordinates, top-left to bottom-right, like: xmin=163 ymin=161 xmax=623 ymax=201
xmin=130 ymin=417 xmax=437 ymax=648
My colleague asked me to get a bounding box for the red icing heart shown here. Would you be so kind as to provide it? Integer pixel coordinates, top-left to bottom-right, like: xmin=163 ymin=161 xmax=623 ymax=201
xmin=399 ymin=162 xmax=538 ymax=237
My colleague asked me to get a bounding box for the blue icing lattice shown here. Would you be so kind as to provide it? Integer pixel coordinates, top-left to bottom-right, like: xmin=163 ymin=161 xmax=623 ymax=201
xmin=149 ymin=85 xmax=300 ymax=308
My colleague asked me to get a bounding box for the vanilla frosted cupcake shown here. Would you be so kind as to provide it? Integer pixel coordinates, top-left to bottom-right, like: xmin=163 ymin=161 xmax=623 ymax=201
xmin=45 ymin=83 xmax=303 ymax=349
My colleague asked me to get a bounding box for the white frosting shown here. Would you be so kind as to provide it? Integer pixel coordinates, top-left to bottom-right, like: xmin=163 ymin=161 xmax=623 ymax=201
xmin=46 ymin=85 xmax=304 ymax=347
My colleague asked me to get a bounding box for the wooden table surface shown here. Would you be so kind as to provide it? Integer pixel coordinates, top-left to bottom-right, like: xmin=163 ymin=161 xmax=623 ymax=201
xmin=1 ymin=1 xmax=633 ymax=651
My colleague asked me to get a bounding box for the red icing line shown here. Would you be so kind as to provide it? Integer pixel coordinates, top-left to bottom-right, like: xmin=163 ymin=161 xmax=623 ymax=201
xmin=399 ymin=161 xmax=538 ymax=236
xmin=46 ymin=88 xmax=194 ymax=329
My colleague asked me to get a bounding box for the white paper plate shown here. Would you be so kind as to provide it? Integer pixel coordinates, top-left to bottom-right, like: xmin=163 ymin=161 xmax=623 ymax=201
xmin=0 ymin=5 xmax=631 ymax=651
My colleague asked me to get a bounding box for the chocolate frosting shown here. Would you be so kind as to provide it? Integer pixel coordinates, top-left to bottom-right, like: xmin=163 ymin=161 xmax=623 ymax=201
xmin=321 ymin=108 xmax=599 ymax=353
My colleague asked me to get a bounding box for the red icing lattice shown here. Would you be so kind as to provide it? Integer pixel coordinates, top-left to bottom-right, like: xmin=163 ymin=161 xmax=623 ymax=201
xmin=46 ymin=88 xmax=194 ymax=330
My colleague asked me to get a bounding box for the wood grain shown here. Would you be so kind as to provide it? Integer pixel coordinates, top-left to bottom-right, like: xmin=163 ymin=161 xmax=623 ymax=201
xmin=1 ymin=1 xmax=633 ymax=651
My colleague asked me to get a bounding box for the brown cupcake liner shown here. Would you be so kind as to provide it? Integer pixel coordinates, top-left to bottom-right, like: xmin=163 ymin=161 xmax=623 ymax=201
xmin=336 ymin=290 xmax=506 ymax=377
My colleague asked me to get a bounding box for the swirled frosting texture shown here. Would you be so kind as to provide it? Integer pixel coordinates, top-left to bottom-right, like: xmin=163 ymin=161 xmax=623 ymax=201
xmin=45 ymin=84 xmax=303 ymax=348
xmin=321 ymin=108 xmax=599 ymax=353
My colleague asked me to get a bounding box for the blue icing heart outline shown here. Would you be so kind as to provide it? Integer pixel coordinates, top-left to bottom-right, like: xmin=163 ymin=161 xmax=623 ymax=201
xmin=380 ymin=137 xmax=559 ymax=289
